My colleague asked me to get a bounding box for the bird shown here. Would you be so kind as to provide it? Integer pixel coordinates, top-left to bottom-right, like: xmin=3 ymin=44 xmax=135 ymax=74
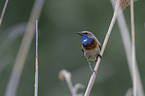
xmin=77 ymin=31 xmax=102 ymax=73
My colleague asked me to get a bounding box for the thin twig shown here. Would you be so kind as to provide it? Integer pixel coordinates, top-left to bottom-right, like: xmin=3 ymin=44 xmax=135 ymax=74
xmin=84 ymin=7 xmax=118 ymax=96
xmin=34 ymin=20 xmax=38 ymax=96
xmin=59 ymin=69 xmax=84 ymax=96
xmin=5 ymin=0 xmax=45 ymax=96
xmin=59 ymin=70 xmax=74 ymax=95
xmin=0 ymin=0 xmax=9 ymax=27
xmin=130 ymin=0 xmax=137 ymax=96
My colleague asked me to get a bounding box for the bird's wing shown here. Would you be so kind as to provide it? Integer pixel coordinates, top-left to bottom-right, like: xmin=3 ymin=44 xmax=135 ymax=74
xmin=95 ymin=38 xmax=101 ymax=49
xmin=81 ymin=46 xmax=84 ymax=53
xmin=98 ymin=43 xmax=101 ymax=49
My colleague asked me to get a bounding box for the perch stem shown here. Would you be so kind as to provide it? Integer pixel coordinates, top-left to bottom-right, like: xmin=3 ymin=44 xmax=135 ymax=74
xmin=84 ymin=11 xmax=118 ymax=96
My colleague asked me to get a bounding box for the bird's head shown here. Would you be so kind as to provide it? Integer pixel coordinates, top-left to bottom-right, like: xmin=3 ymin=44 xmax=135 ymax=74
xmin=77 ymin=31 xmax=96 ymax=40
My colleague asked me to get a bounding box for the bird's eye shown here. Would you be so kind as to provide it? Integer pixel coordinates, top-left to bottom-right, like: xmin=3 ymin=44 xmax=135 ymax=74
xmin=84 ymin=33 xmax=88 ymax=34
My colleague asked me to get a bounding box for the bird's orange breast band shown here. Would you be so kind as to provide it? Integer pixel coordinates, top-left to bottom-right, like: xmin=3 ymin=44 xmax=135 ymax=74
xmin=83 ymin=40 xmax=98 ymax=50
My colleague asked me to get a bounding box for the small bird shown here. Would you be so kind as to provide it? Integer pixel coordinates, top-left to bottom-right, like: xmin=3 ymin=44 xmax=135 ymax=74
xmin=77 ymin=31 xmax=102 ymax=73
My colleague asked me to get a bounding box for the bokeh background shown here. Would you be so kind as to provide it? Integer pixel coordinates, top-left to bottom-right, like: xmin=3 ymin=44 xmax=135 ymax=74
xmin=0 ymin=0 xmax=145 ymax=96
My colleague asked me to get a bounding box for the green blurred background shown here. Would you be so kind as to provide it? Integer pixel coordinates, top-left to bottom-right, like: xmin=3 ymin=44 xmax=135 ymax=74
xmin=0 ymin=0 xmax=145 ymax=96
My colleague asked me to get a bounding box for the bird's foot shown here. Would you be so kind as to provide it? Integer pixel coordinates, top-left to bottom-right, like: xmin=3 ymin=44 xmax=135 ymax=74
xmin=98 ymin=54 xmax=102 ymax=59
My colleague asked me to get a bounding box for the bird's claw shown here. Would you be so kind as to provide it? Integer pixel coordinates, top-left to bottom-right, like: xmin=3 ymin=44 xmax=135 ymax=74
xmin=98 ymin=54 xmax=102 ymax=59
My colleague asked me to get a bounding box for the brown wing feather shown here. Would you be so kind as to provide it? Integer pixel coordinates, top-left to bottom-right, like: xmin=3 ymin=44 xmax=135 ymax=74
xmin=99 ymin=44 xmax=101 ymax=49
xmin=94 ymin=37 xmax=101 ymax=50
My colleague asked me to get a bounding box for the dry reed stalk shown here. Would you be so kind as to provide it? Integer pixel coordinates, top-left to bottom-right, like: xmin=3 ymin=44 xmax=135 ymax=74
xmin=34 ymin=20 xmax=38 ymax=96
xmin=84 ymin=6 xmax=118 ymax=96
xmin=130 ymin=0 xmax=137 ymax=96
xmin=5 ymin=0 xmax=44 ymax=96
xmin=84 ymin=0 xmax=137 ymax=95
xmin=111 ymin=0 xmax=144 ymax=96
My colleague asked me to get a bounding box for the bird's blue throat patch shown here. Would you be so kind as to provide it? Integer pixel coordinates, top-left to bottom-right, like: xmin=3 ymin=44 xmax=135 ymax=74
xmin=81 ymin=35 xmax=95 ymax=47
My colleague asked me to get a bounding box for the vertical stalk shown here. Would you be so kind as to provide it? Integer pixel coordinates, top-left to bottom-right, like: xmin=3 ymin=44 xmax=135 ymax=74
xmin=34 ymin=20 xmax=38 ymax=96
xmin=5 ymin=0 xmax=44 ymax=96
xmin=111 ymin=0 xmax=144 ymax=95
xmin=130 ymin=0 xmax=136 ymax=96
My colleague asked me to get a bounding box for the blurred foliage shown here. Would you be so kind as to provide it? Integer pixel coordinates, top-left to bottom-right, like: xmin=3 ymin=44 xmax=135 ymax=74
xmin=0 ymin=0 xmax=145 ymax=96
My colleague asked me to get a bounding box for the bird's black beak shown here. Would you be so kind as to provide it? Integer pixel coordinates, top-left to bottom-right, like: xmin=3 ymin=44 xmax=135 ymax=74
xmin=77 ymin=32 xmax=81 ymax=35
